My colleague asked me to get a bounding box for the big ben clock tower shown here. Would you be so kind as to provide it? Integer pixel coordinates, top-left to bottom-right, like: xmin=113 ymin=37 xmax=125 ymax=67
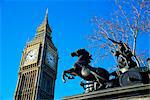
xmin=14 ymin=9 xmax=58 ymax=100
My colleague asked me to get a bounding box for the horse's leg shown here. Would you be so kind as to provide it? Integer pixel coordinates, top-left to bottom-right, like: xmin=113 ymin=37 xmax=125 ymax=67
xmin=80 ymin=79 xmax=86 ymax=90
xmin=90 ymin=71 xmax=102 ymax=86
xmin=62 ymin=70 xmax=71 ymax=83
xmin=90 ymin=71 xmax=107 ymax=90
xmin=62 ymin=68 xmax=77 ymax=83
xmin=62 ymin=70 xmax=67 ymax=83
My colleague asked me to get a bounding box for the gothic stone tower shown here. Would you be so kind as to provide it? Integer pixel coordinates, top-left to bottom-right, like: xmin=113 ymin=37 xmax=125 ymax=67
xmin=14 ymin=9 xmax=58 ymax=100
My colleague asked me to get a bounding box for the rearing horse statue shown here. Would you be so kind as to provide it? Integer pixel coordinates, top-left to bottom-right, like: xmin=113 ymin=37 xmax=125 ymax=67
xmin=62 ymin=49 xmax=109 ymax=90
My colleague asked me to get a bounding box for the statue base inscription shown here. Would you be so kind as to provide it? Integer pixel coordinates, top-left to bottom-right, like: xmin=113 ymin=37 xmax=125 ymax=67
xmin=63 ymin=84 xmax=150 ymax=100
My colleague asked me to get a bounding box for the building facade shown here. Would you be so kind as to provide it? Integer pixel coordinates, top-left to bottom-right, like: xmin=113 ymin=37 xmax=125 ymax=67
xmin=14 ymin=9 xmax=58 ymax=100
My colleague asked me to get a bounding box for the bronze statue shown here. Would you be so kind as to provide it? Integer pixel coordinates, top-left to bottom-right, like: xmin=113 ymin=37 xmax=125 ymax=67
xmin=62 ymin=49 xmax=109 ymax=90
xmin=108 ymin=38 xmax=137 ymax=69
xmin=62 ymin=48 xmax=149 ymax=92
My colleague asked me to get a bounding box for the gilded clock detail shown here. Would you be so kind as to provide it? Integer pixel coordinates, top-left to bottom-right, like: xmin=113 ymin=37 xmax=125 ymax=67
xmin=24 ymin=49 xmax=38 ymax=65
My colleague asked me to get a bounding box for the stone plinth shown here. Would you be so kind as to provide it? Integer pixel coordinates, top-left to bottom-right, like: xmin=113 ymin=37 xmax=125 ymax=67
xmin=63 ymin=84 xmax=150 ymax=100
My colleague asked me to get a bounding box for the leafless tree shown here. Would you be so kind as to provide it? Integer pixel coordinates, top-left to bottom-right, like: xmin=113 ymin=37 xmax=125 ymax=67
xmin=88 ymin=0 xmax=150 ymax=69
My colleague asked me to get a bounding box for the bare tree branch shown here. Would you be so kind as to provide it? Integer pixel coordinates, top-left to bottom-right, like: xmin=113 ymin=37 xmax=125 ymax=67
xmin=88 ymin=0 xmax=150 ymax=68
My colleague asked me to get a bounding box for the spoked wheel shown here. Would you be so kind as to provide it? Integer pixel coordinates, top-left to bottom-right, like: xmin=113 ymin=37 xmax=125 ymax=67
xmin=119 ymin=68 xmax=142 ymax=87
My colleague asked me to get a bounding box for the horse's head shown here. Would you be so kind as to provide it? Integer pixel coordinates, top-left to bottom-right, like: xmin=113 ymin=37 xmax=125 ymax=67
xmin=71 ymin=48 xmax=93 ymax=60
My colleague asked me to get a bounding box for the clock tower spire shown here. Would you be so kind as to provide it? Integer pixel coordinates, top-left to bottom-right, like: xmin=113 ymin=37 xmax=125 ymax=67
xmin=45 ymin=8 xmax=48 ymax=21
xmin=14 ymin=9 xmax=58 ymax=100
xmin=36 ymin=8 xmax=52 ymax=36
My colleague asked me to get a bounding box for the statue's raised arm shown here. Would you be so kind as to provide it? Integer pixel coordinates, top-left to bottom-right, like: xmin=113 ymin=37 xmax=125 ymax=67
xmin=108 ymin=38 xmax=122 ymax=45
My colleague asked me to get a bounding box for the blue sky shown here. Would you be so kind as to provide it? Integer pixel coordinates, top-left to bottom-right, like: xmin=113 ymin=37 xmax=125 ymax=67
xmin=0 ymin=0 xmax=149 ymax=100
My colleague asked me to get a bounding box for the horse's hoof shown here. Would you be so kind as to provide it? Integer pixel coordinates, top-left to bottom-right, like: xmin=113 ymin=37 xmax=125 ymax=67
xmin=62 ymin=79 xmax=66 ymax=83
xmin=68 ymin=76 xmax=74 ymax=79
xmin=80 ymin=82 xmax=84 ymax=86
xmin=63 ymin=81 xmax=66 ymax=83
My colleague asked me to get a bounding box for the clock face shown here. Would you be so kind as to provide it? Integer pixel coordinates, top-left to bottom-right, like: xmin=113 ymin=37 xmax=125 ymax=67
xmin=25 ymin=49 xmax=38 ymax=63
xmin=46 ymin=51 xmax=55 ymax=68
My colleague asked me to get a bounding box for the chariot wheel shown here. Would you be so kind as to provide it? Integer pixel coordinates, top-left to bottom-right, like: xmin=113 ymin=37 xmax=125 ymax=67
xmin=119 ymin=68 xmax=142 ymax=87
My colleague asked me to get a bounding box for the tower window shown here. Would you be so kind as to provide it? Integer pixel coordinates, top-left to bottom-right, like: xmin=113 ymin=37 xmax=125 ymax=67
xmin=46 ymin=79 xmax=50 ymax=92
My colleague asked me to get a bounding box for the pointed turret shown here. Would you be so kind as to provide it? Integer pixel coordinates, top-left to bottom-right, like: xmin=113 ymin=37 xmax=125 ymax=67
xmin=36 ymin=8 xmax=52 ymax=35
xmin=45 ymin=8 xmax=48 ymax=22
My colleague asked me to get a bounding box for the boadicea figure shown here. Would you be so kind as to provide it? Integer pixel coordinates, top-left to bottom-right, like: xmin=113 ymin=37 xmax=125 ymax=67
xmin=108 ymin=38 xmax=149 ymax=87
xmin=108 ymin=38 xmax=137 ymax=69
xmin=62 ymin=49 xmax=109 ymax=91
xmin=107 ymin=38 xmax=138 ymax=77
